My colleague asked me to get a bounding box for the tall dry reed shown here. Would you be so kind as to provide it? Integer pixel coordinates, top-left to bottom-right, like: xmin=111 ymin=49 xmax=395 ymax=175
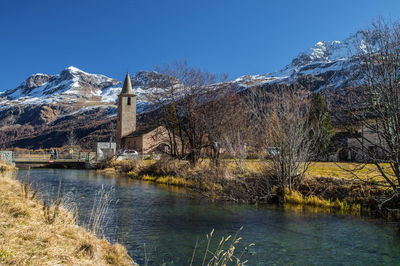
xmin=190 ymin=227 xmax=254 ymax=266
xmin=87 ymin=184 xmax=114 ymax=236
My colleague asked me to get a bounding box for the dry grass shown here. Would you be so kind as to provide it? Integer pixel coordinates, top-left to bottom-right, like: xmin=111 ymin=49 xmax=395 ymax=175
xmin=224 ymin=160 xmax=393 ymax=186
xmin=185 ymin=160 xmax=389 ymax=181
xmin=141 ymin=174 xmax=194 ymax=187
xmin=100 ymin=158 xmax=384 ymax=212
xmin=97 ymin=167 xmax=119 ymax=175
xmin=307 ymin=162 xmax=393 ymax=182
xmin=88 ymin=185 xmax=114 ymax=236
xmin=101 ymin=158 xmax=393 ymax=185
xmin=0 ymin=160 xmax=16 ymax=172
xmin=223 ymin=160 xmax=393 ymax=183
xmin=225 ymin=160 xmax=394 ymax=183
xmin=190 ymin=227 xmax=254 ymax=266
xmin=97 ymin=158 xmax=144 ymax=174
xmin=0 ymin=171 xmax=135 ymax=265
xmin=284 ymin=189 xmax=361 ymax=213
xmin=130 ymin=159 xmax=227 ymax=192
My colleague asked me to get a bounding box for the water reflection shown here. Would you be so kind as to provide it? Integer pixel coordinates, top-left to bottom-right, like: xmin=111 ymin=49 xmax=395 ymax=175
xmin=13 ymin=169 xmax=400 ymax=265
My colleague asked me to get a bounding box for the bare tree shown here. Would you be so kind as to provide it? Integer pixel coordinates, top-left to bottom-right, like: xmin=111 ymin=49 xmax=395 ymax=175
xmin=248 ymin=86 xmax=315 ymax=201
xmin=350 ymin=19 xmax=400 ymax=211
xmin=198 ymin=84 xmax=247 ymax=167
xmin=145 ymin=61 xmax=227 ymax=166
xmin=142 ymin=68 xmax=186 ymax=158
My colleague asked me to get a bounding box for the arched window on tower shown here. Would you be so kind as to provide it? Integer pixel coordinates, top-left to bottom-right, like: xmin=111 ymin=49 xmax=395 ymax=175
xmin=127 ymin=97 xmax=131 ymax=105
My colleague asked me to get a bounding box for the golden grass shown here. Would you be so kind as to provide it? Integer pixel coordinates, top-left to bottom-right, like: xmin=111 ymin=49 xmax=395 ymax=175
xmin=221 ymin=160 xmax=393 ymax=182
xmin=306 ymin=162 xmax=394 ymax=182
xmin=0 ymin=160 xmax=16 ymax=172
xmin=225 ymin=160 xmax=394 ymax=183
xmin=285 ymin=189 xmax=361 ymax=213
xmin=96 ymin=167 xmax=119 ymax=175
xmin=0 ymin=171 xmax=135 ymax=265
xmin=188 ymin=158 xmax=264 ymax=176
xmin=197 ymin=159 xmax=390 ymax=182
xmin=134 ymin=174 xmax=224 ymax=192
xmin=217 ymin=159 xmax=393 ymax=183
xmin=102 ymin=158 xmax=393 ymax=184
xmin=141 ymin=174 xmax=193 ymax=186
xmin=101 ymin=158 xmax=380 ymax=213
xmin=97 ymin=158 xmax=145 ymax=174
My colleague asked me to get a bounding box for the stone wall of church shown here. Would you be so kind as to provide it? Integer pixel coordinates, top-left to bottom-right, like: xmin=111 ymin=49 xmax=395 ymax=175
xmin=124 ymin=136 xmax=143 ymax=152
xmin=142 ymin=127 xmax=170 ymax=153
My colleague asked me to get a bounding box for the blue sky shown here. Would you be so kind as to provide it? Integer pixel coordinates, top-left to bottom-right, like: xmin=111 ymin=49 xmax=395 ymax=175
xmin=0 ymin=0 xmax=399 ymax=90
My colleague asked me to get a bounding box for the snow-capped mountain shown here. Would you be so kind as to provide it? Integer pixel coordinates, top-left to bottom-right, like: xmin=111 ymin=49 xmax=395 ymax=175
xmin=0 ymin=67 xmax=176 ymax=148
xmin=234 ymin=33 xmax=362 ymax=91
xmin=1 ymin=66 xmax=117 ymax=100
xmin=0 ymin=66 xmax=119 ymax=113
xmin=0 ymin=67 xmax=169 ymax=116
xmin=0 ymin=34 xmax=363 ymax=148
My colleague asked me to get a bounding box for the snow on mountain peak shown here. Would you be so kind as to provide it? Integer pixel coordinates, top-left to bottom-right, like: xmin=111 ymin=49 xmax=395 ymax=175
xmin=0 ymin=31 xmax=370 ymax=119
xmin=0 ymin=66 xmax=119 ymax=110
xmin=64 ymin=66 xmax=85 ymax=73
xmin=31 ymin=73 xmax=49 ymax=77
xmin=308 ymin=39 xmax=355 ymax=62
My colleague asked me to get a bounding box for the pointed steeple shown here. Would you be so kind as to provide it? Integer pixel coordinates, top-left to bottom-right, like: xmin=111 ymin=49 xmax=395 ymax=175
xmin=121 ymin=72 xmax=134 ymax=94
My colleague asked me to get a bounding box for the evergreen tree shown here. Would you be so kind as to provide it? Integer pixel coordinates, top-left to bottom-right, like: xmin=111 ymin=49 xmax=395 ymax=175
xmin=308 ymin=92 xmax=334 ymax=159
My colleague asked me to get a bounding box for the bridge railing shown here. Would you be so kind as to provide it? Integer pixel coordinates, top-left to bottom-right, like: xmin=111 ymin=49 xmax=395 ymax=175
xmin=12 ymin=151 xmax=97 ymax=162
xmin=13 ymin=152 xmax=50 ymax=161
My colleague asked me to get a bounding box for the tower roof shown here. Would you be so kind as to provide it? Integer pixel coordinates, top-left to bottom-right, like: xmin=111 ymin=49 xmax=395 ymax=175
xmin=121 ymin=72 xmax=134 ymax=94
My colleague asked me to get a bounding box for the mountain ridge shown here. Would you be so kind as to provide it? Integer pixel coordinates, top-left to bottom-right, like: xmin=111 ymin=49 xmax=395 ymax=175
xmin=0 ymin=34 xmax=363 ymax=149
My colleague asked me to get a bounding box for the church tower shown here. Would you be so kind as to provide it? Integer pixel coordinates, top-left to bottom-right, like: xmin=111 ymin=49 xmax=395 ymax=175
xmin=116 ymin=72 xmax=136 ymax=150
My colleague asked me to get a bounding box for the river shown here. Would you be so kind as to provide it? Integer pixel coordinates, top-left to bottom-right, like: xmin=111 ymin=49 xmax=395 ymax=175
xmin=13 ymin=169 xmax=400 ymax=265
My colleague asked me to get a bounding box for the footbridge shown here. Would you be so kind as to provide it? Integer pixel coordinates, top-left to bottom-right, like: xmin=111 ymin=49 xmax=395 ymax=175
xmin=0 ymin=151 xmax=97 ymax=168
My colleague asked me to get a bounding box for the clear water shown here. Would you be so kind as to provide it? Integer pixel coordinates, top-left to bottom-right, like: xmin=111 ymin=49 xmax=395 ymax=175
xmin=13 ymin=169 xmax=400 ymax=265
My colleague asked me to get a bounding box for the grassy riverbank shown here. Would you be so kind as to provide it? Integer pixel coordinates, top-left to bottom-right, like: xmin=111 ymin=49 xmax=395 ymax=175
xmin=96 ymin=158 xmax=391 ymax=215
xmin=0 ymin=160 xmax=16 ymax=172
xmin=0 ymin=164 xmax=134 ymax=265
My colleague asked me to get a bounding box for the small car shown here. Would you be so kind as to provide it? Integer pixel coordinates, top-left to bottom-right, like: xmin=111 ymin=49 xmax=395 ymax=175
xmin=121 ymin=149 xmax=139 ymax=156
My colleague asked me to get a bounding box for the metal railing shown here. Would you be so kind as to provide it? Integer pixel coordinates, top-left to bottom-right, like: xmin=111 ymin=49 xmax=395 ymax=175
xmin=11 ymin=151 xmax=97 ymax=163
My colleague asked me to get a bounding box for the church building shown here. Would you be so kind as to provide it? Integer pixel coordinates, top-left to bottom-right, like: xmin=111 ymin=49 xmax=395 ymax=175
xmin=116 ymin=73 xmax=169 ymax=154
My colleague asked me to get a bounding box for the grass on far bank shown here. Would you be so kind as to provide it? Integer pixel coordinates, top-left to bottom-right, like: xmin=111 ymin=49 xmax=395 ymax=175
xmin=97 ymin=158 xmax=376 ymax=214
xmin=284 ymin=189 xmax=361 ymax=214
xmin=0 ymin=169 xmax=134 ymax=265
xmin=224 ymin=160 xmax=394 ymax=183
xmin=307 ymin=162 xmax=395 ymax=182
